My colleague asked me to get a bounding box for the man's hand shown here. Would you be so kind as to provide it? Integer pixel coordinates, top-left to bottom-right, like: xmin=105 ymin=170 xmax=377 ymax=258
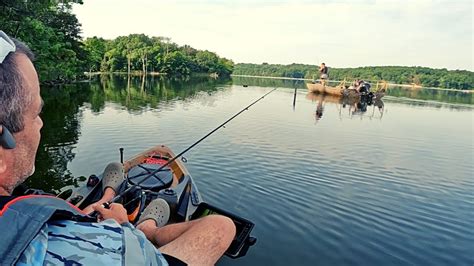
xmin=91 ymin=202 xmax=128 ymax=225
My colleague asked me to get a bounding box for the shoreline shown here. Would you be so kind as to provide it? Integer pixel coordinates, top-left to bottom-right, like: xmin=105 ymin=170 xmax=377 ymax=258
xmin=231 ymin=74 xmax=473 ymax=93
xmin=43 ymin=73 xmax=473 ymax=93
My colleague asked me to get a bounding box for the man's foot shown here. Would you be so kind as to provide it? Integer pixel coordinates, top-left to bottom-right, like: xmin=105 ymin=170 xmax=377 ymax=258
xmin=136 ymin=198 xmax=170 ymax=230
xmin=82 ymin=162 xmax=123 ymax=214
xmin=102 ymin=162 xmax=124 ymax=193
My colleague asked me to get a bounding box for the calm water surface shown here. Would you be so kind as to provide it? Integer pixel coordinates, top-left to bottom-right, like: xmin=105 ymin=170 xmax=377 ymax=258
xmin=29 ymin=76 xmax=473 ymax=265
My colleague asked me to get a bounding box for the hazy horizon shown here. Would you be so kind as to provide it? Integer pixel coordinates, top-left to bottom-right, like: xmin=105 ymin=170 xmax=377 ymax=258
xmin=73 ymin=0 xmax=473 ymax=71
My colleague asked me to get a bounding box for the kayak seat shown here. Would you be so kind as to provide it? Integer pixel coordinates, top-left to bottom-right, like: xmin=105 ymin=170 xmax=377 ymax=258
xmin=127 ymin=163 xmax=173 ymax=192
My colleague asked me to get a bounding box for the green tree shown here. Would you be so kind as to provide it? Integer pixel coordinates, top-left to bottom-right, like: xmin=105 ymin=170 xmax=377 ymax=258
xmin=85 ymin=34 xmax=233 ymax=77
xmin=195 ymin=50 xmax=219 ymax=73
xmin=0 ymin=0 xmax=86 ymax=82
xmin=84 ymin=37 xmax=107 ymax=72
xmin=161 ymin=51 xmax=191 ymax=76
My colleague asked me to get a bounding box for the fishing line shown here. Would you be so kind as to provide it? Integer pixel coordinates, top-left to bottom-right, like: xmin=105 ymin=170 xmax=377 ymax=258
xmin=110 ymin=88 xmax=278 ymax=203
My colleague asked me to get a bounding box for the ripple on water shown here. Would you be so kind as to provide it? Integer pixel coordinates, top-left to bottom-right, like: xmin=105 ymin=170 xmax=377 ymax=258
xmin=51 ymin=85 xmax=474 ymax=266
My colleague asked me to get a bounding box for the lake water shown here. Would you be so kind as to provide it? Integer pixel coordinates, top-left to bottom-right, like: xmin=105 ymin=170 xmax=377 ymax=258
xmin=28 ymin=75 xmax=473 ymax=265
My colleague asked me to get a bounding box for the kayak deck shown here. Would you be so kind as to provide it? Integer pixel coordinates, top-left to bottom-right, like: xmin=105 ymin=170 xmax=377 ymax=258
xmin=60 ymin=144 xmax=256 ymax=258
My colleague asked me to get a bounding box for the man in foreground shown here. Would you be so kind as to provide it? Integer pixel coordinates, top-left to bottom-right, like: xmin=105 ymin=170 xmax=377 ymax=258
xmin=0 ymin=30 xmax=235 ymax=265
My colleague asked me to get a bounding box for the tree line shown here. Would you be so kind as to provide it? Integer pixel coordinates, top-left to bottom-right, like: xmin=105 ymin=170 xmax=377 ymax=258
xmin=83 ymin=35 xmax=233 ymax=77
xmin=0 ymin=0 xmax=233 ymax=83
xmin=233 ymin=63 xmax=474 ymax=90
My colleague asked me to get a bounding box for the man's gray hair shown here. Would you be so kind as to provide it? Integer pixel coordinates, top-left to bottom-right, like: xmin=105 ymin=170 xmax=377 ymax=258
xmin=0 ymin=37 xmax=35 ymax=133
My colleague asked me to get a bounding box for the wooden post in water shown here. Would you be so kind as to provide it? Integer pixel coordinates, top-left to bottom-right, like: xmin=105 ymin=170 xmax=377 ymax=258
xmin=293 ymin=87 xmax=297 ymax=109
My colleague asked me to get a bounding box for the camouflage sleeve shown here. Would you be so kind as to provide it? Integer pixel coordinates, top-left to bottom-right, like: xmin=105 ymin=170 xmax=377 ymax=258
xmin=16 ymin=219 xmax=168 ymax=265
xmin=43 ymin=219 xmax=124 ymax=265
xmin=121 ymin=222 xmax=169 ymax=266
xmin=16 ymin=224 xmax=48 ymax=266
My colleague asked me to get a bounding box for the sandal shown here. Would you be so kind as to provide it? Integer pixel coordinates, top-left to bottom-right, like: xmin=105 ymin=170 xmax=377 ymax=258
xmin=136 ymin=198 xmax=170 ymax=227
xmin=102 ymin=162 xmax=125 ymax=193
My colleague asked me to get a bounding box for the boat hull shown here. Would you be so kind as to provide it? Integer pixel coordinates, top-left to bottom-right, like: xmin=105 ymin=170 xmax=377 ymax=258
xmin=306 ymin=83 xmax=344 ymax=96
xmin=307 ymin=83 xmax=386 ymax=100
xmin=306 ymin=92 xmax=359 ymax=105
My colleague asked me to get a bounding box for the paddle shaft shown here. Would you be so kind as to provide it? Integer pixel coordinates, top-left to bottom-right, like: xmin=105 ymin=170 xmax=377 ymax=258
xmin=110 ymin=88 xmax=278 ymax=203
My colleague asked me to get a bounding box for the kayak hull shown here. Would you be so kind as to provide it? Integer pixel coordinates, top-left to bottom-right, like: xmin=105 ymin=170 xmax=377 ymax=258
xmin=60 ymin=144 xmax=256 ymax=258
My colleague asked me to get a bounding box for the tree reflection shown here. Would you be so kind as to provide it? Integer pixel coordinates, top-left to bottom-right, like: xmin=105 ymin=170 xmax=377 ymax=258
xmin=23 ymin=75 xmax=230 ymax=193
xmin=88 ymin=74 xmax=231 ymax=112
xmin=232 ymin=76 xmax=305 ymax=89
xmin=24 ymin=83 xmax=92 ymax=193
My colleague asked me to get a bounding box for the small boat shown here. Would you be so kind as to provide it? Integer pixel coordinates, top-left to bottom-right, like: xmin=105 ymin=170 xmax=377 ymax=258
xmin=306 ymin=82 xmax=344 ymax=96
xmin=306 ymin=92 xmax=359 ymax=105
xmin=307 ymin=80 xmax=387 ymax=99
xmin=59 ymin=145 xmax=256 ymax=259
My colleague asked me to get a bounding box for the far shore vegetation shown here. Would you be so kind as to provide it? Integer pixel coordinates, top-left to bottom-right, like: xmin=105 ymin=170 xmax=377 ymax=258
xmin=1 ymin=0 xmax=472 ymax=90
xmin=234 ymin=64 xmax=473 ymax=90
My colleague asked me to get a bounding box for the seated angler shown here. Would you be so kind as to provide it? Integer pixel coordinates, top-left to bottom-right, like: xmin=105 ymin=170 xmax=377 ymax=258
xmin=357 ymin=80 xmax=371 ymax=94
xmin=0 ymin=30 xmax=235 ymax=266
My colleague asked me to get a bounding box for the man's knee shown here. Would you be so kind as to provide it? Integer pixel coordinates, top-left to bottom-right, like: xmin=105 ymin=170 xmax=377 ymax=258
xmin=203 ymin=215 xmax=236 ymax=244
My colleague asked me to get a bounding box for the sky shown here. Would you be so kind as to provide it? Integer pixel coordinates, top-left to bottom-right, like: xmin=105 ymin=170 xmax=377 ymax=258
xmin=73 ymin=0 xmax=473 ymax=70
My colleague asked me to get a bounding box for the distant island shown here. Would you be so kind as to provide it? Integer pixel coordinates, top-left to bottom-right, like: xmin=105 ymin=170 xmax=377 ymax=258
xmin=82 ymin=35 xmax=233 ymax=78
xmin=234 ymin=64 xmax=473 ymax=90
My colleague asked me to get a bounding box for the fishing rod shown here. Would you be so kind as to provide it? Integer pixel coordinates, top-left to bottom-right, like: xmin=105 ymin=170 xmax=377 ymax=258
xmin=108 ymin=88 xmax=278 ymax=204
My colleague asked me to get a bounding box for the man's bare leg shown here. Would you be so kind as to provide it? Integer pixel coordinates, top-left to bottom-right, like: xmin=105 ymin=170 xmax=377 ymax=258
xmin=84 ymin=187 xmax=236 ymax=264
xmin=138 ymin=215 xmax=236 ymax=265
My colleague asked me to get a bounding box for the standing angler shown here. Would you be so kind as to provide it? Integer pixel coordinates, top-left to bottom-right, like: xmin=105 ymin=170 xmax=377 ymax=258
xmin=319 ymin=62 xmax=329 ymax=86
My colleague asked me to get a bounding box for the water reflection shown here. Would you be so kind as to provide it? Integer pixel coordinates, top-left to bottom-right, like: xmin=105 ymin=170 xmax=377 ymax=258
xmin=26 ymin=75 xmax=230 ymax=193
xmin=92 ymin=74 xmax=231 ymax=112
xmin=306 ymin=92 xmax=386 ymax=123
xmin=233 ymin=76 xmax=306 ymax=89
xmin=27 ymin=76 xmax=470 ymax=194
xmin=21 ymin=76 xmax=473 ymax=265
xmin=372 ymin=97 xmax=385 ymax=119
xmin=24 ymin=84 xmax=92 ymax=192
xmin=233 ymin=76 xmax=473 ymax=106
xmin=387 ymin=86 xmax=473 ymax=105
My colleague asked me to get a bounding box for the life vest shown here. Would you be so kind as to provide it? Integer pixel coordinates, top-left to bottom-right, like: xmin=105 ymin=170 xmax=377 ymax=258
xmin=0 ymin=195 xmax=93 ymax=265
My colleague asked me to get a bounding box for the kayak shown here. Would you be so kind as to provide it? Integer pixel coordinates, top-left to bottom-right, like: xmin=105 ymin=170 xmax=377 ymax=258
xmin=58 ymin=145 xmax=256 ymax=259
